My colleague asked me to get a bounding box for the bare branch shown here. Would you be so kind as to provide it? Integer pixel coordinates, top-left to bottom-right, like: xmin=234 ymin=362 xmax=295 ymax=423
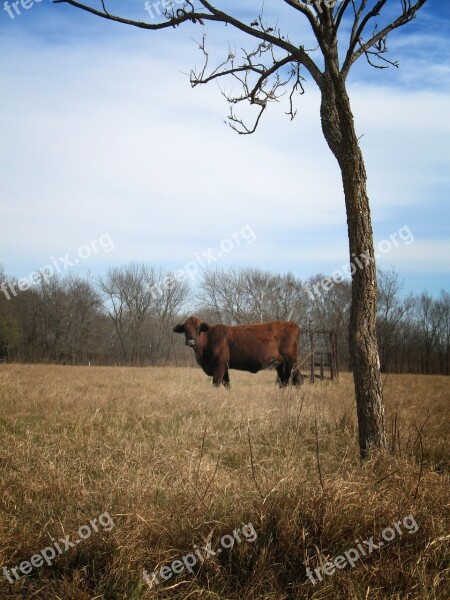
xmin=100 ymin=0 xmax=108 ymax=16
xmin=342 ymin=0 xmax=428 ymax=77
xmin=350 ymin=0 xmax=387 ymax=53
xmin=191 ymin=31 xmax=303 ymax=134
xmin=54 ymin=0 xmax=324 ymax=135
xmin=286 ymin=64 xmax=306 ymax=120
xmin=333 ymin=0 xmax=352 ymax=31
xmin=54 ymin=0 xmax=428 ymax=134
xmin=247 ymin=424 xmax=264 ymax=500
xmin=355 ymin=28 xmax=400 ymax=70
xmin=227 ymin=104 xmax=266 ymax=135
xmin=283 ymin=0 xmax=320 ymax=36
xmin=347 ymin=0 xmax=368 ymax=47
xmin=199 ymin=0 xmax=323 ymax=85
xmin=55 ymin=0 xmax=323 ymax=87
xmin=54 ymin=0 xmax=213 ymax=30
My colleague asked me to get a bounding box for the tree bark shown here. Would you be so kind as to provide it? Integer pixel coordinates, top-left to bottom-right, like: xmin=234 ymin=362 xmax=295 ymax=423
xmin=320 ymin=70 xmax=386 ymax=458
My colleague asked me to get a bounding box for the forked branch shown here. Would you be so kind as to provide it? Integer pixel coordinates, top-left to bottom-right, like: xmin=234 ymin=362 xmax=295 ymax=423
xmin=191 ymin=33 xmax=303 ymax=134
xmin=341 ymin=0 xmax=428 ymax=77
xmin=54 ymin=0 xmax=428 ymax=131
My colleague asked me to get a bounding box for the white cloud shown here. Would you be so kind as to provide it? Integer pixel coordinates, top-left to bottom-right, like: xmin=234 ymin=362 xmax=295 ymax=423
xmin=0 ymin=17 xmax=448 ymax=294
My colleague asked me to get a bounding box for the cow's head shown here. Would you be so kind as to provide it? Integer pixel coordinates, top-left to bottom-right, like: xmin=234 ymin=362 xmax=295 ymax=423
xmin=173 ymin=316 xmax=210 ymax=349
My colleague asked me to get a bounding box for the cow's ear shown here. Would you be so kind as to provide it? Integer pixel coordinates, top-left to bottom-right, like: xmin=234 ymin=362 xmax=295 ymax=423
xmin=199 ymin=322 xmax=210 ymax=332
xmin=173 ymin=324 xmax=185 ymax=333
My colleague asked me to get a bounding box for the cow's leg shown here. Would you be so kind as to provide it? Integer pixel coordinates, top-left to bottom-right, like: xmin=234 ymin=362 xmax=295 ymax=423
xmin=212 ymin=363 xmax=227 ymax=387
xmin=223 ymin=369 xmax=231 ymax=389
xmin=284 ymin=360 xmax=300 ymax=387
xmin=291 ymin=364 xmax=302 ymax=386
xmin=279 ymin=356 xmax=302 ymax=387
xmin=276 ymin=363 xmax=289 ymax=388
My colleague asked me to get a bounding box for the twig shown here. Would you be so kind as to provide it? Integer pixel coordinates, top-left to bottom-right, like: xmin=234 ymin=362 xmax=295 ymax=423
xmin=247 ymin=423 xmax=264 ymax=499
xmin=314 ymin=416 xmax=325 ymax=492
xmin=374 ymin=468 xmax=400 ymax=486
xmin=412 ymin=423 xmax=424 ymax=505
xmin=183 ymin=477 xmax=210 ymax=512
xmin=381 ymin=371 xmax=389 ymax=393
xmin=195 ymin=421 xmax=208 ymax=483
xmin=391 ymin=411 xmax=398 ymax=453
xmin=100 ymin=0 xmax=109 ymax=16
xmin=201 ymin=450 xmax=221 ymax=501
xmin=29 ymin=585 xmax=52 ymax=599
xmin=412 ymin=413 xmax=430 ymax=453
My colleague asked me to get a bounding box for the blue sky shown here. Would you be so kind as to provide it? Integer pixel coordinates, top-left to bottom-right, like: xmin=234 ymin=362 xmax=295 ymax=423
xmin=0 ymin=1 xmax=449 ymax=297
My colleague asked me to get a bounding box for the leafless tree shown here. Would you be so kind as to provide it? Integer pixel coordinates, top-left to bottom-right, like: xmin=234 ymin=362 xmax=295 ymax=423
xmin=32 ymin=275 xmax=68 ymax=362
xmin=199 ymin=268 xmax=307 ymax=325
xmin=415 ymin=291 xmax=443 ymax=375
xmin=148 ymin=272 xmax=191 ymax=364
xmin=436 ymin=291 xmax=450 ymax=376
xmin=265 ymin=272 xmax=308 ymax=323
xmin=54 ymin=0 xmax=428 ymax=455
xmin=0 ymin=266 xmax=19 ymax=359
xmin=61 ymin=275 xmax=100 ymax=364
xmin=98 ymin=264 xmax=158 ymax=364
xmin=377 ymin=268 xmax=414 ymax=373
xmin=98 ymin=264 xmax=191 ymax=364
xmin=306 ymin=273 xmax=351 ymax=366
xmin=199 ymin=268 xmax=254 ymax=324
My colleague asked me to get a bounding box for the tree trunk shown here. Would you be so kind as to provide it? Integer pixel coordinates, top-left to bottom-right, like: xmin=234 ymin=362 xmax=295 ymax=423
xmin=320 ymin=71 xmax=386 ymax=458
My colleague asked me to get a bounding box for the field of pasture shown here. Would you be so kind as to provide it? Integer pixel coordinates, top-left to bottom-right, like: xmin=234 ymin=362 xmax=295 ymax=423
xmin=0 ymin=365 xmax=448 ymax=599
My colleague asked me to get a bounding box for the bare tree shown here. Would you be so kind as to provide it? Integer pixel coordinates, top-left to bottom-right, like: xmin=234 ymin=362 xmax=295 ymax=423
xmin=32 ymin=274 xmax=68 ymax=362
xmin=98 ymin=264 xmax=190 ymax=365
xmin=415 ymin=292 xmax=443 ymax=375
xmin=98 ymin=264 xmax=158 ymax=364
xmin=199 ymin=268 xmax=304 ymax=324
xmin=199 ymin=268 xmax=254 ymax=324
xmin=54 ymin=0 xmax=428 ymax=456
xmin=265 ymin=272 xmax=308 ymax=323
xmin=0 ymin=266 xmax=20 ymax=360
xmin=436 ymin=291 xmax=450 ymax=376
xmin=306 ymin=273 xmax=351 ymax=365
xmin=61 ymin=275 xmax=100 ymax=365
xmin=377 ymin=268 xmax=414 ymax=373
xmin=149 ymin=272 xmax=191 ymax=363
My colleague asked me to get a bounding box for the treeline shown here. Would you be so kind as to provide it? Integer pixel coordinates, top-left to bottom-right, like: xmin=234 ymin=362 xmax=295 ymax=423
xmin=0 ymin=264 xmax=448 ymax=375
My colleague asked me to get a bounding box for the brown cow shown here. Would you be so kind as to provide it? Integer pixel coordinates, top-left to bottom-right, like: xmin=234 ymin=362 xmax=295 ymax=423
xmin=173 ymin=316 xmax=301 ymax=388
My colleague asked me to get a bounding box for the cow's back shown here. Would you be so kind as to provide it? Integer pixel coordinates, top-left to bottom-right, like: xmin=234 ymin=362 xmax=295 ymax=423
xmin=207 ymin=321 xmax=299 ymax=371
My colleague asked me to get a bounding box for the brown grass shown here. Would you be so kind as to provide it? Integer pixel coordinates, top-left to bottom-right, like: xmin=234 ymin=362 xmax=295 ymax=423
xmin=0 ymin=365 xmax=448 ymax=599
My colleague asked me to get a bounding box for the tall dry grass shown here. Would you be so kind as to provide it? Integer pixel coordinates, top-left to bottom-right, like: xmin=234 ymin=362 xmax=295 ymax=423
xmin=0 ymin=365 xmax=448 ymax=599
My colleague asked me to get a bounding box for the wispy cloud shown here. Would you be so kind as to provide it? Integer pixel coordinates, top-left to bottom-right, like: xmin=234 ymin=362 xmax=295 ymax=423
xmin=0 ymin=4 xmax=448 ymax=294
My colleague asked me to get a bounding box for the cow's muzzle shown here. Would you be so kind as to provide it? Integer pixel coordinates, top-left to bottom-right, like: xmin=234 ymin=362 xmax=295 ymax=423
xmin=186 ymin=339 xmax=197 ymax=348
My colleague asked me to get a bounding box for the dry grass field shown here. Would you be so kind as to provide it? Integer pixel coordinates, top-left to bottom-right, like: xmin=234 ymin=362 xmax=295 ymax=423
xmin=0 ymin=365 xmax=448 ymax=599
